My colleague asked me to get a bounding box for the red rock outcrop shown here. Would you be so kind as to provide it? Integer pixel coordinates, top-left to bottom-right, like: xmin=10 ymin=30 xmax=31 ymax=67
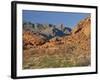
xmin=23 ymin=30 xmax=47 ymax=49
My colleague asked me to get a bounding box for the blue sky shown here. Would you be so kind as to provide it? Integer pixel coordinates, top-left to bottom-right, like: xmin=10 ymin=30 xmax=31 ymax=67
xmin=23 ymin=10 xmax=90 ymax=28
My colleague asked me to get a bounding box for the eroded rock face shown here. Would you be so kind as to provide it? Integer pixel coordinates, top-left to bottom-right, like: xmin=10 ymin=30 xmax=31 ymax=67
xmin=72 ymin=17 xmax=91 ymax=37
xmin=23 ymin=30 xmax=47 ymax=49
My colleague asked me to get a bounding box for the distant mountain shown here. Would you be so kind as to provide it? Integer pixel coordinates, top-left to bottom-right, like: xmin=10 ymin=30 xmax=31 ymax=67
xmin=23 ymin=23 xmax=71 ymax=39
